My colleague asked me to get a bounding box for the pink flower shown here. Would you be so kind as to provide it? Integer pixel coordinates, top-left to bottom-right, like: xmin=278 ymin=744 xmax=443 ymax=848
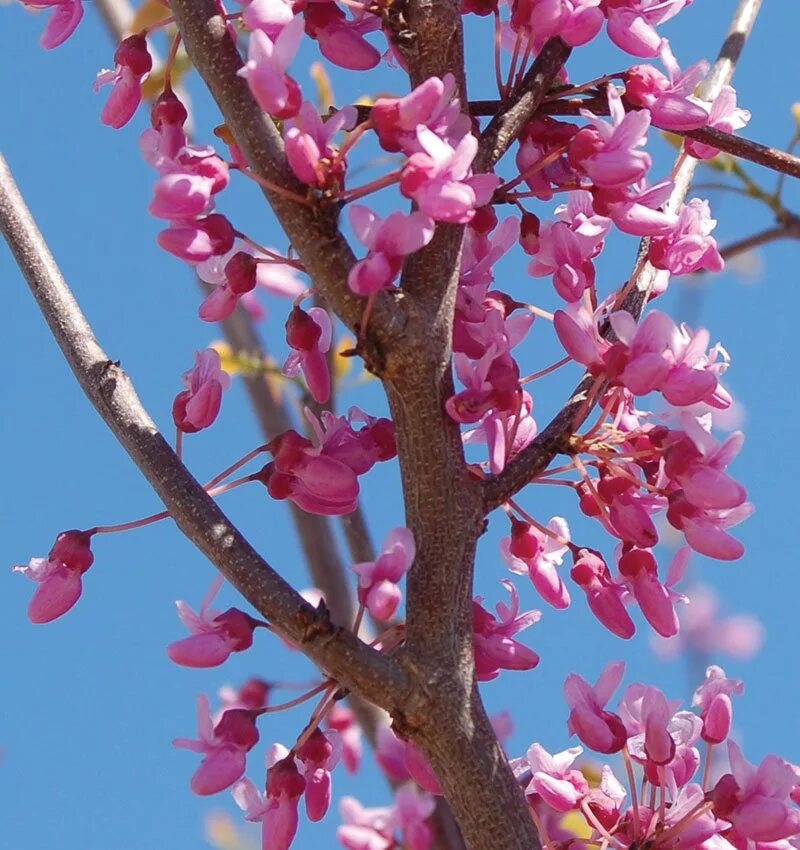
xmin=326 ymin=706 xmax=363 ymax=774
xmin=172 ymin=349 xmax=231 ymax=433
xmin=668 ymin=495 xmax=753 ymax=561
xmin=296 ymin=728 xmax=341 ymax=821
xmin=515 ymin=116 xmax=581 ymax=201
xmin=400 ymin=128 xmax=499 ymax=224
xmin=302 ymin=3 xmax=381 ymax=71
xmin=649 ymin=198 xmax=724 ymax=275
xmin=337 ymin=795 xmax=395 ymax=850
xmin=13 ymin=529 xmax=94 ymax=623
xmin=692 ymin=665 xmax=743 ymax=744
xmin=283 ymin=306 xmax=332 ymax=404
xmin=148 ymin=145 xmax=229 ymax=221
xmin=173 ymin=695 xmax=259 ymax=795
xmin=617 ymin=547 xmax=679 ymax=637
xmin=167 ymin=576 xmax=261 ymax=668
xmin=593 ymin=179 xmax=678 ymax=236
xmin=21 ymin=0 xmax=84 ymax=49
xmin=371 ymin=74 xmax=469 ymax=154
xmin=511 ymin=0 xmax=603 ymax=47
xmin=501 ymin=517 xmax=571 ymax=609
xmin=393 ymin=785 xmax=436 ymax=850
xmin=624 ymin=51 xmax=710 ymax=131
xmin=522 ymin=744 xmax=589 ymax=811
xmin=570 ymin=549 xmax=635 ymax=639
xmin=564 ymin=661 xmax=628 ymax=754
xmin=685 ymin=85 xmax=750 ymax=159
xmin=463 ymin=390 xmax=537 ymax=473
xmin=570 ymin=86 xmax=652 ymax=188
xmin=238 ymin=16 xmax=303 ymax=119
xmin=285 ymin=102 xmax=356 ymax=190
xmin=603 ymin=1 xmax=692 ymax=58
xmin=713 ymin=742 xmax=800 ymax=842
xmin=347 ymin=205 xmax=435 ymax=295
xmin=158 ymin=213 xmax=236 ymax=263
xmin=375 ymin=725 xmax=411 ymax=783
xmin=473 ymin=580 xmax=541 ymax=681
xmin=351 ymin=527 xmax=415 ymax=621
xmin=618 ymin=683 xmax=677 ymax=765
xmin=94 ymin=34 xmax=153 ymax=129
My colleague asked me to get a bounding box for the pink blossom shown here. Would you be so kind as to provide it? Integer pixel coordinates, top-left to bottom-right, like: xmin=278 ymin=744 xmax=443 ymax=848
xmin=522 ymin=744 xmax=589 ymax=811
xmin=570 ymin=86 xmax=652 ymax=188
xmin=593 ymin=179 xmax=678 ymax=236
xmin=13 ymin=529 xmax=94 ymax=623
xmin=617 ymin=547 xmax=679 ymax=637
xmin=94 ymin=34 xmax=153 ymax=129
xmin=501 ymin=517 xmax=571 ymax=609
xmin=148 ymin=145 xmax=229 ymax=221
xmin=624 ymin=51 xmax=710 ymax=131
xmin=400 ymin=128 xmax=499 ymax=224
xmin=570 ymin=549 xmax=635 ymax=639
xmin=371 ymin=74 xmax=469 ymax=154
xmin=619 ymin=683 xmax=677 ymax=765
xmin=167 ymin=576 xmax=260 ymax=668
xmin=283 ymin=306 xmax=332 ymax=404
xmin=326 ymin=706 xmax=363 ymax=774
xmin=238 ymin=16 xmax=303 ymax=119
xmin=668 ymin=495 xmax=753 ymax=561
xmin=262 ymin=747 xmax=307 ymax=850
xmin=337 ymin=796 xmax=394 ymax=850
xmin=603 ymin=1 xmax=692 ymax=58
xmin=564 ymin=661 xmax=628 ymax=754
xmin=351 ymin=527 xmax=415 ymax=621
xmin=515 ymin=116 xmax=581 ymax=201
xmin=554 ymin=302 xmax=610 ymax=372
xmin=649 ymin=198 xmax=724 ymax=275
xmin=375 ymin=725 xmax=411 ymax=783
xmin=239 ymin=0 xmax=294 ymax=36
xmin=21 ymin=0 xmax=84 ymax=49
xmin=404 ymin=740 xmax=443 ymax=795
xmin=393 ymin=785 xmax=436 ymax=850
xmin=145 ymin=89 xmax=190 ymax=163
xmin=462 ymin=390 xmax=537 ymax=473
xmin=473 ymin=580 xmax=541 ymax=681
xmin=219 ymin=678 xmax=272 ymax=712
xmin=302 ymin=3 xmax=381 ymax=71
xmin=285 ymin=102 xmax=356 ymax=190
xmin=173 ymin=695 xmax=259 ymax=795
xmin=172 ymin=349 xmax=231 ymax=433
xmin=158 ymin=213 xmax=236 ymax=263
xmin=511 ymin=0 xmax=604 ymax=47
xmin=296 ymin=728 xmax=341 ymax=821
xmin=448 ymin=342 xmax=521 ymax=425
xmin=347 ymin=205 xmax=436 ymax=295
xmin=692 ymin=665 xmax=743 ymax=744
xmin=714 ymin=742 xmax=800 ymax=842
xmin=685 ymin=86 xmax=751 ymax=160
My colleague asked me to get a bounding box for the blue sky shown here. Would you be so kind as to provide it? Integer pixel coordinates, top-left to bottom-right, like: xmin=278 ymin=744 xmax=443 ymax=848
xmin=2 ymin=2 xmax=800 ymax=849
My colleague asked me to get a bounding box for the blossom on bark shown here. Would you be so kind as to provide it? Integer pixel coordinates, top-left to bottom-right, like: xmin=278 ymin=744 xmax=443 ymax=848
xmin=351 ymin=527 xmax=415 ymax=621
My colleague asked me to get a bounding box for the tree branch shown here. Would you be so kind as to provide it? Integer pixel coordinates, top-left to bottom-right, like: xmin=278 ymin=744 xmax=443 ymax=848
xmin=483 ymin=0 xmax=763 ymax=512
xmin=0 ymin=151 xmax=410 ymax=715
xmin=475 ymin=38 xmax=572 ymax=172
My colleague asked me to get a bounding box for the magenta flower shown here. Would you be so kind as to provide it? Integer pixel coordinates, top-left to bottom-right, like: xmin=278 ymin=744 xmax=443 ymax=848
xmin=501 ymin=517 xmax=571 ymax=609
xmin=713 ymin=742 xmax=800 ymax=842
xmin=603 ymin=1 xmax=692 ymax=58
xmin=375 ymin=725 xmax=412 ymax=783
xmin=564 ymin=661 xmax=628 ymax=754
xmin=692 ymin=665 xmax=743 ymax=744
xmin=593 ymin=179 xmax=678 ymax=236
xmin=158 ymin=213 xmax=236 ymax=263
xmin=148 ymin=145 xmax=229 ymax=221
xmin=21 ymin=0 xmax=84 ymax=49
xmin=392 ymin=785 xmax=436 ymax=850
xmin=167 ymin=576 xmax=260 ymax=668
xmin=239 ymin=0 xmax=294 ymax=36
xmin=347 ymin=205 xmax=435 ymax=295
xmin=326 ymin=705 xmax=363 ymax=774
xmin=473 ymin=580 xmax=541 ymax=681
xmin=570 ymin=86 xmax=652 ymax=189
xmin=173 ymin=695 xmax=259 ymax=795
xmin=618 ymin=683 xmax=677 ymax=765
xmin=685 ymin=85 xmax=751 ymax=159
xmin=371 ymin=74 xmax=469 ymax=155
xmin=617 ymin=547 xmax=679 ymax=637
xmin=172 ymin=348 xmax=231 ymax=434
xmin=463 ymin=389 xmax=537 ymax=473
xmin=400 ymin=128 xmax=499 ymax=224
xmin=649 ymin=198 xmax=724 ymax=275
xmin=570 ymin=548 xmax=635 ymax=639
xmin=285 ymin=102 xmax=356 ymax=190
xmin=337 ymin=795 xmax=395 ymax=850
xmin=13 ymin=529 xmax=94 ymax=623
xmin=238 ymin=16 xmax=303 ymax=119
xmin=302 ymin=3 xmax=381 ymax=71
xmin=511 ymin=0 xmax=604 ymax=48
xmin=624 ymin=50 xmax=710 ymax=131
xmin=94 ymin=34 xmax=153 ymax=129
xmin=283 ymin=306 xmax=332 ymax=405
xmin=351 ymin=527 xmax=415 ymax=621
xmin=296 ymin=728 xmax=342 ymax=821
xmin=522 ymin=744 xmax=589 ymax=811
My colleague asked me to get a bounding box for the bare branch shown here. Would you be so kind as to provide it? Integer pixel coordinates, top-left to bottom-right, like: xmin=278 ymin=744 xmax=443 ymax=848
xmin=0 ymin=151 xmax=409 ymax=713
xmin=483 ymin=0 xmax=763 ymax=512
xmin=475 ymin=38 xmax=572 ymax=172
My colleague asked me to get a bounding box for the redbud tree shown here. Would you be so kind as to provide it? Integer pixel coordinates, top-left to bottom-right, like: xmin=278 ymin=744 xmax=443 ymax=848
xmin=3 ymin=0 xmax=800 ymax=847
